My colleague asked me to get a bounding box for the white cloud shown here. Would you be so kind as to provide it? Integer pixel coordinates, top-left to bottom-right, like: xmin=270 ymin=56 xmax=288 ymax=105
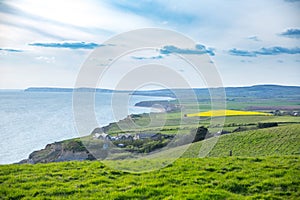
xmin=35 ymin=56 xmax=55 ymax=63
xmin=7 ymin=0 xmax=153 ymax=33
xmin=0 ymin=0 xmax=299 ymax=88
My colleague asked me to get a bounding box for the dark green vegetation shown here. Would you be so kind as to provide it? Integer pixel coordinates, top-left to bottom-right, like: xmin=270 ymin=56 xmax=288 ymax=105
xmin=1 ymin=156 xmax=299 ymax=199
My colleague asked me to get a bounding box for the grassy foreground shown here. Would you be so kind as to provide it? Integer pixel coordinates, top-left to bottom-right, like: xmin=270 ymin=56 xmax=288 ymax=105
xmin=0 ymin=156 xmax=299 ymax=199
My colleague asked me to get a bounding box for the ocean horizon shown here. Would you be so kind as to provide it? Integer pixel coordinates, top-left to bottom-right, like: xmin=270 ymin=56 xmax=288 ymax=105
xmin=0 ymin=91 xmax=172 ymax=164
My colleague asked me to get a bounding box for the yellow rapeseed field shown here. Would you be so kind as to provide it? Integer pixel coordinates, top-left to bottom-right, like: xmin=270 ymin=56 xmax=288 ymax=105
xmin=186 ymin=109 xmax=272 ymax=117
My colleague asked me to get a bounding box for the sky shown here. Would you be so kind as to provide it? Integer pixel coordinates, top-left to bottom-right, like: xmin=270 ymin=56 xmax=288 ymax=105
xmin=0 ymin=0 xmax=299 ymax=89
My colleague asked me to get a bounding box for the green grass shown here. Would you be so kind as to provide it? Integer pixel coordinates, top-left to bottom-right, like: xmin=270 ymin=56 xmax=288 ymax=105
xmin=1 ymin=124 xmax=300 ymax=199
xmin=182 ymin=124 xmax=300 ymax=158
xmin=209 ymin=124 xmax=300 ymax=157
xmin=0 ymin=156 xmax=299 ymax=199
xmin=2 ymin=95 xmax=300 ymax=199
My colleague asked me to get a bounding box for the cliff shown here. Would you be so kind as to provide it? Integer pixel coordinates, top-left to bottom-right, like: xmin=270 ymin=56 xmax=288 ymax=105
xmin=19 ymin=139 xmax=96 ymax=164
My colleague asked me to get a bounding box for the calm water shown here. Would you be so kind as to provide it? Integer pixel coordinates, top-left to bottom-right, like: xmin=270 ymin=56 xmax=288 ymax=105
xmin=0 ymin=91 xmax=170 ymax=164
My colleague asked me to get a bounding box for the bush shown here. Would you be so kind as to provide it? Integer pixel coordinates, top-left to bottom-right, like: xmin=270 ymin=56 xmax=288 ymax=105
xmin=258 ymin=122 xmax=278 ymax=129
xmin=192 ymin=126 xmax=208 ymax=143
xmin=63 ymin=140 xmax=86 ymax=152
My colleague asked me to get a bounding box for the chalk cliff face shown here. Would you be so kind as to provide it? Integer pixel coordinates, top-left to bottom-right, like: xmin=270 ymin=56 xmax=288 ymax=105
xmin=19 ymin=140 xmax=96 ymax=164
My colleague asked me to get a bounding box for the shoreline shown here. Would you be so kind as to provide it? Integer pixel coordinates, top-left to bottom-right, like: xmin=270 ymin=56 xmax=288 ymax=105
xmin=4 ymin=84 xmax=300 ymax=164
xmin=17 ymin=98 xmax=178 ymax=164
xmin=0 ymin=90 xmax=174 ymax=165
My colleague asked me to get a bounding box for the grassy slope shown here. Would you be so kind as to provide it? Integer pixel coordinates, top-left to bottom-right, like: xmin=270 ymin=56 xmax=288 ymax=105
xmin=182 ymin=124 xmax=300 ymax=158
xmin=0 ymin=157 xmax=299 ymax=199
xmin=1 ymin=124 xmax=300 ymax=199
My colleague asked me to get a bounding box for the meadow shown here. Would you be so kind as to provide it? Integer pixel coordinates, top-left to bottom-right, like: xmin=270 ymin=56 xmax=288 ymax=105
xmin=1 ymin=124 xmax=299 ymax=199
xmin=1 ymin=156 xmax=299 ymax=199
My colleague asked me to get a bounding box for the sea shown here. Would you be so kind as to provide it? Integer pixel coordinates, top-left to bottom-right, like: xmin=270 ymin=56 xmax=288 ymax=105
xmin=0 ymin=91 xmax=171 ymax=164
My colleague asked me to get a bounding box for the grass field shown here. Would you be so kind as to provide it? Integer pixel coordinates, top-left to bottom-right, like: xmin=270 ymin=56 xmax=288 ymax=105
xmin=102 ymin=124 xmax=300 ymax=172
xmin=182 ymin=124 xmax=300 ymax=158
xmin=1 ymin=124 xmax=299 ymax=199
xmin=0 ymin=156 xmax=299 ymax=199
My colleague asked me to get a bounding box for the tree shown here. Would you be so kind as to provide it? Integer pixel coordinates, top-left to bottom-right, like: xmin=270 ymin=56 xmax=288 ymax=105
xmin=192 ymin=126 xmax=208 ymax=143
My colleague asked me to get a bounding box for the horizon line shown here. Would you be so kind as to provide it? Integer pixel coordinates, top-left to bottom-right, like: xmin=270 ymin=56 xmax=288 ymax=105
xmin=1 ymin=84 xmax=300 ymax=91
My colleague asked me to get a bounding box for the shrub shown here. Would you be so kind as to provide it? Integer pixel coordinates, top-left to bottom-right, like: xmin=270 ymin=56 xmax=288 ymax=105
xmin=192 ymin=126 xmax=208 ymax=143
xmin=258 ymin=122 xmax=278 ymax=129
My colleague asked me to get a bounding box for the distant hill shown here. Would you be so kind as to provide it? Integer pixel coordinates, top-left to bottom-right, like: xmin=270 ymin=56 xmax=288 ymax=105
xmin=24 ymin=85 xmax=300 ymax=100
xmin=24 ymin=87 xmax=116 ymax=93
xmin=225 ymin=85 xmax=300 ymax=99
xmin=132 ymin=85 xmax=300 ymax=99
xmin=24 ymin=87 xmax=74 ymax=92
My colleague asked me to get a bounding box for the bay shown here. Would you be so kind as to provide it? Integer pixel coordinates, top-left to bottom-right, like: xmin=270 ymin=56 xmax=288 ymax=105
xmin=0 ymin=91 xmax=171 ymax=164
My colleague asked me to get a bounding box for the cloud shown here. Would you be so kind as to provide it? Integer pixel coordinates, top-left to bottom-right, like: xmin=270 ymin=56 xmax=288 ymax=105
xmin=284 ymin=0 xmax=300 ymax=2
xmin=131 ymin=55 xmax=163 ymax=60
xmin=256 ymin=47 xmax=300 ymax=55
xmin=229 ymin=47 xmax=300 ymax=57
xmin=247 ymin=36 xmax=261 ymax=42
xmin=240 ymin=60 xmax=253 ymax=63
xmin=229 ymin=49 xmax=257 ymax=57
xmin=0 ymin=48 xmax=23 ymax=52
xmin=279 ymin=28 xmax=300 ymax=38
xmin=35 ymin=56 xmax=55 ymax=63
xmin=277 ymin=60 xmax=284 ymax=63
xmin=107 ymin=0 xmax=198 ymax=26
xmin=28 ymin=42 xmax=102 ymax=49
xmin=160 ymin=44 xmax=215 ymax=56
xmin=1 ymin=2 xmax=82 ymax=40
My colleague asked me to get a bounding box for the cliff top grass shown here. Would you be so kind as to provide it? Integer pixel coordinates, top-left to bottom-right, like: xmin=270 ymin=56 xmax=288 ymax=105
xmin=1 ymin=156 xmax=299 ymax=199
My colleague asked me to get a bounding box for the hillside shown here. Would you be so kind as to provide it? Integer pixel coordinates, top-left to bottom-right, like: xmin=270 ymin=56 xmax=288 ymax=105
xmin=24 ymin=85 xmax=300 ymax=100
xmin=182 ymin=124 xmax=300 ymax=158
xmin=24 ymin=87 xmax=116 ymax=93
xmin=2 ymin=118 xmax=300 ymax=199
xmin=132 ymin=85 xmax=300 ymax=99
xmin=1 ymin=156 xmax=299 ymax=199
xmin=19 ymin=123 xmax=300 ymax=165
xmin=99 ymin=124 xmax=300 ymax=172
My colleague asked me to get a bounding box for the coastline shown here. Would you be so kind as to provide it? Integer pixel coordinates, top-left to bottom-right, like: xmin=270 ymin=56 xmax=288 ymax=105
xmin=0 ymin=90 xmax=175 ymax=165
xmin=17 ymin=99 xmax=178 ymax=164
xmin=7 ymin=84 xmax=300 ymax=164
